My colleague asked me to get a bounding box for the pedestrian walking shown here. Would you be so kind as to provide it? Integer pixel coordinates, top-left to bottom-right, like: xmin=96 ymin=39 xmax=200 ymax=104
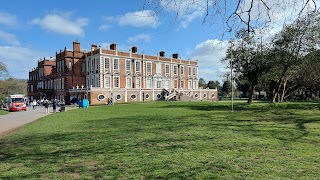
xmin=44 ymin=99 xmax=49 ymax=113
xmin=52 ymin=100 xmax=57 ymax=113
xmin=32 ymin=99 xmax=37 ymax=110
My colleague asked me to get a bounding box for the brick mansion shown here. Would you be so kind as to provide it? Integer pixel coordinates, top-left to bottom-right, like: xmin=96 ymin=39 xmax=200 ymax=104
xmin=28 ymin=41 xmax=218 ymax=105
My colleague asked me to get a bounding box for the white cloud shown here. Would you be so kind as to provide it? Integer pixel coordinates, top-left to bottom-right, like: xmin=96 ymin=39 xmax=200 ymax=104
xmin=159 ymin=0 xmax=207 ymax=28
xmin=31 ymin=14 xmax=88 ymax=36
xmin=189 ymin=39 xmax=229 ymax=82
xmin=0 ymin=30 xmax=20 ymax=46
xmin=0 ymin=46 xmax=47 ymax=79
xmin=127 ymin=34 xmax=151 ymax=43
xmin=118 ymin=10 xmax=158 ymax=28
xmin=99 ymin=25 xmax=111 ymax=31
xmin=0 ymin=11 xmax=17 ymax=26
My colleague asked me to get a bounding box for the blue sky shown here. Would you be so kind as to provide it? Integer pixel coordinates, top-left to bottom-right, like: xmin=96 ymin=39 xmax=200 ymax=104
xmin=0 ymin=0 xmax=316 ymax=83
xmin=0 ymin=0 xmax=231 ymax=83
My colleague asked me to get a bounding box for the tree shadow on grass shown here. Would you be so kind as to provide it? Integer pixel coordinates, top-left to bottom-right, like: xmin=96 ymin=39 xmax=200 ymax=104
xmin=159 ymin=102 xmax=320 ymax=112
xmin=0 ymin=109 xmax=319 ymax=179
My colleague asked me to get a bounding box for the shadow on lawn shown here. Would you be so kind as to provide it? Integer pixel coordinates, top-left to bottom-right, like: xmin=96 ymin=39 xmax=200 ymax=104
xmin=0 ymin=107 xmax=319 ymax=179
xmin=160 ymin=101 xmax=320 ymax=112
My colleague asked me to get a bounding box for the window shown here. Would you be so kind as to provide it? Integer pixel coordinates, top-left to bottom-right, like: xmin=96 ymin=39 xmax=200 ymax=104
xmin=147 ymin=62 xmax=152 ymax=73
xmin=126 ymin=77 xmax=132 ymax=88
xmin=92 ymin=58 xmax=95 ymax=72
xmin=156 ymin=81 xmax=162 ymax=88
xmin=166 ymin=80 xmax=170 ymax=88
xmin=136 ymin=61 xmax=140 ymax=72
xmin=113 ymin=59 xmax=119 ymax=70
xmin=192 ymin=67 xmax=196 ymax=76
xmin=174 ymin=80 xmax=178 ymax=88
xmin=180 ymin=80 xmax=184 ymax=89
xmin=165 ymin=64 xmax=170 ymax=74
xmin=145 ymin=94 xmax=150 ymax=99
xmin=156 ymin=94 xmax=161 ymax=99
xmin=195 ymin=94 xmax=199 ymax=98
xmin=104 ymin=58 xmax=110 ymax=70
xmin=68 ymin=61 xmax=72 ymax=71
xmin=130 ymin=94 xmax=137 ymax=100
xmin=81 ymin=63 xmax=85 ymax=72
xmin=146 ymin=78 xmax=152 ymax=88
xmin=116 ymin=94 xmax=122 ymax=100
xmin=96 ymin=59 xmax=99 ymax=70
xmin=62 ymin=60 xmax=65 ymax=72
xmin=62 ymin=78 xmax=64 ymax=89
xmin=126 ymin=60 xmax=131 ymax=71
xmin=204 ymin=94 xmax=207 ymax=98
xmin=104 ymin=76 xmax=110 ymax=88
xmin=114 ymin=77 xmax=119 ymax=88
xmin=180 ymin=66 xmax=184 ymax=75
xmin=87 ymin=59 xmax=90 ymax=72
xmin=98 ymin=94 xmax=105 ymax=101
xmin=173 ymin=65 xmax=178 ymax=75
xmin=188 ymin=67 xmax=191 ymax=76
xmin=188 ymin=80 xmax=192 ymax=89
xmin=136 ymin=77 xmax=141 ymax=88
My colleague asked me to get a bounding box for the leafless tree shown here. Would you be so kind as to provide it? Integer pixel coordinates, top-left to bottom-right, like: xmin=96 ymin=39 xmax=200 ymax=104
xmin=140 ymin=0 xmax=318 ymax=34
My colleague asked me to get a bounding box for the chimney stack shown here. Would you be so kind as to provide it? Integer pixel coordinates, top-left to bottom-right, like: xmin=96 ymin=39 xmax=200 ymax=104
xmin=91 ymin=44 xmax=98 ymax=51
xmin=160 ymin=51 xmax=165 ymax=57
xmin=132 ymin=46 xmax=138 ymax=53
xmin=73 ymin=41 xmax=80 ymax=52
xmin=172 ymin=53 xmax=179 ymax=59
xmin=110 ymin=43 xmax=117 ymax=50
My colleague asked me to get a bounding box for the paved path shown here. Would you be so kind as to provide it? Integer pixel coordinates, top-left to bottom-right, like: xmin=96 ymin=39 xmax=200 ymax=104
xmin=0 ymin=106 xmax=75 ymax=138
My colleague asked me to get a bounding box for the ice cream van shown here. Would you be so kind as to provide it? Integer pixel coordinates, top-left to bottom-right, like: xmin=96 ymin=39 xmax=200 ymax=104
xmin=6 ymin=94 xmax=27 ymax=112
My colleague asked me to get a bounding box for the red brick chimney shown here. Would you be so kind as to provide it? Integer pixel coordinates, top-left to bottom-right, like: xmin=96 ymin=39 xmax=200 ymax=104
xmin=110 ymin=43 xmax=117 ymax=50
xmin=132 ymin=46 xmax=138 ymax=53
xmin=160 ymin=51 xmax=165 ymax=57
xmin=73 ymin=41 xmax=80 ymax=52
xmin=172 ymin=53 xmax=179 ymax=59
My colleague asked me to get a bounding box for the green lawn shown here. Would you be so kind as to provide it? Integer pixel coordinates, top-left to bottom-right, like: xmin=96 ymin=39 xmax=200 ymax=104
xmin=0 ymin=109 xmax=8 ymax=115
xmin=0 ymin=101 xmax=319 ymax=179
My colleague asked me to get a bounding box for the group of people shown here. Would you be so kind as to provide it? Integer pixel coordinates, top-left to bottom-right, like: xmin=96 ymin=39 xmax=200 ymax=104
xmin=30 ymin=99 xmax=65 ymax=113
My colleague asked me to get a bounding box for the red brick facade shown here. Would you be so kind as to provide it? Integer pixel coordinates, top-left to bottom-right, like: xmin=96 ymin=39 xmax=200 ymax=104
xmin=28 ymin=41 xmax=218 ymax=105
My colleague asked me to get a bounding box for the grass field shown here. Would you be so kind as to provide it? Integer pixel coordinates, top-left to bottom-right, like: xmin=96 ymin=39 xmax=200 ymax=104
xmin=0 ymin=109 xmax=8 ymax=115
xmin=0 ymin=101 xmax=319 ymax=179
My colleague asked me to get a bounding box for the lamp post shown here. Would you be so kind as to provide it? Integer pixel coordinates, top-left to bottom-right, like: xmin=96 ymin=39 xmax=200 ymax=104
xmin=230 ymin=40 xmax=234 ymax=112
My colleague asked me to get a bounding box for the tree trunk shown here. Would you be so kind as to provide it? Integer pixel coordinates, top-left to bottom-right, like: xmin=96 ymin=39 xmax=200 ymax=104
xmin=280 ymin=78 xmax=288 ymax=102
xmin=247 ymin=85 xmax=254 ymax=104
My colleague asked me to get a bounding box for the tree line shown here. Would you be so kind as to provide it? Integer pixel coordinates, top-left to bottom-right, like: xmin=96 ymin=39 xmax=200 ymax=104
xmin=0 ymin=62 xmax=27 ymax=102
xmin=222 ymin=11 xmax=320 ymax=103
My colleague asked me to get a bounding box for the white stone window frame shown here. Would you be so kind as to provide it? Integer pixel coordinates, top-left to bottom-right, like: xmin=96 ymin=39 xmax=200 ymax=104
xmin=135 ymin=60 xmax=141 ymax=73
xmin=114 ymin=76 xmax=120 ymax=88
xmin=126 ymin=59 xmax=131 ymax=72
xmin=116 ymin=94 xmax=122 ymax=100
xmin=146 ymin=61 xmax=152 ymax=74
xmin=98 ymin=94 xmax=106 ymax=101
xmin=104 ymin=57 xmax=110 ymax=71
xmin=130 ymin=94 xmax=137 ymax=100
xmin=126 ymin=77 xmax=132 ymax=88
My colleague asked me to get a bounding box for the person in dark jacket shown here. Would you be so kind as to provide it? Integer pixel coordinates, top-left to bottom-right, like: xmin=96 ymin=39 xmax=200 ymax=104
xmin=44 ymin=99 xmax=49 ymax=113
xmin=52 ymin=100 xmax=57 ymax=113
